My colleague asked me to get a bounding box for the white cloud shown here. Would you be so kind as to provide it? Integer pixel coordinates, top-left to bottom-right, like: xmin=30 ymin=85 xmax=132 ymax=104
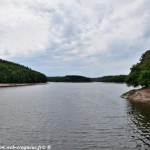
xmin=0 ymin=0 xmax=150 ymax=76
xmin=0 ymin=0 xmax=51 ymax=57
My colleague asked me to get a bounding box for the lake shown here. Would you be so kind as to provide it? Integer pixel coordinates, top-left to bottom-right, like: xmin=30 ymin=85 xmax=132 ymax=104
xmin=0 ymin=83 xmax=149 ymax=150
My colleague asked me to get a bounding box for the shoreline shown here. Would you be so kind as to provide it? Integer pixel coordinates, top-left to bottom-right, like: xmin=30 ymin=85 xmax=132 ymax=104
xmin=121 ymin=88 xmax=150 ymax=104
xmin=0 ymin=83 xmax=47 ymax=87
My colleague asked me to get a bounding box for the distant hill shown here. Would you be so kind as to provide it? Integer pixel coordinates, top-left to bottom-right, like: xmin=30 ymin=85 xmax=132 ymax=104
xmin=126 ymin=50 xmax=150 ymax=87
xmin=92 ymin=75 xmax=127 ymax=83
xmin=0 ymin=59 xmax=47 ymax=83
xmin=47 ymin=75 xmax=92 ymax=82
xmin=47 ymin=75 xmax=127 ymax=83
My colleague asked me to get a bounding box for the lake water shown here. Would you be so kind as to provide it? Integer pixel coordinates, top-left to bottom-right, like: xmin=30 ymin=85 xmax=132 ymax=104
xmin=0 ymin=83 xmax=149 ymax=150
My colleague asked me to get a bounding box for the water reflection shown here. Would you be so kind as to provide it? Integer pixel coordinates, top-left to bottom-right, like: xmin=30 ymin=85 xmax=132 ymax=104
xmin=126 ymin=101 xmax=150 ymax=149
xmin=0 ymin=83 xmax=149 ymax=149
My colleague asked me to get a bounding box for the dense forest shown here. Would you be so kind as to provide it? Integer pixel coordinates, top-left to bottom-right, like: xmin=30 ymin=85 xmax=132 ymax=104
xmin=3 ymin=50 xmax=149 ymax=85
xmin=92 ymin=75 xmax=127 ymax=83
xmin=47 ymin=75 xmax=127 ymax=83
xmin=0 ymin=59 xmax=47 ymax=83
xmin=47 ymin=75 xmax=92 ymax=82
xmin=126 ymin=50 xmax=150 ymax=88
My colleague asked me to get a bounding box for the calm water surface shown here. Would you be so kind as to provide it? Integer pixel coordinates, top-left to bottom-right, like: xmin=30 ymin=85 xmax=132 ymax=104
xmin=0 ymin=83 xmax=150 ymax=150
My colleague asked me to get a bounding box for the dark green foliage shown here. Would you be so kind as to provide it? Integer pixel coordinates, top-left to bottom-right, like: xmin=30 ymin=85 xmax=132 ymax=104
xmin=0 ymin=59 xmax=47 ymax=83
xmin=138 ymin=70 xmax=150 ymax=87
xmin=47 ymin=75 xmax=92 ymax=82
xmin=48 ymin=75 xmax=126 ymax=83
xmin=126 ymin=50 xmax=150 ymax=87
xmin=92 ymin=75 xmax=127 ymax=83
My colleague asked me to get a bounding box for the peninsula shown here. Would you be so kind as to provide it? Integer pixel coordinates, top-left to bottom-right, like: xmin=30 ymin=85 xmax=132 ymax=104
xmin=0 ymin=59 xmax=47 ymax=86
xmin=122 ymin=50 xmax=150 ymax=103
xmin=121 ymin=88 xmax=150 ymax=104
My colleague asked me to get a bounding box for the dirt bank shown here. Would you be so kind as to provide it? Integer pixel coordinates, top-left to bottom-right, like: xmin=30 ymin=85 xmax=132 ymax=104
xmin=121 ymin=88 xmax=150 ymax=104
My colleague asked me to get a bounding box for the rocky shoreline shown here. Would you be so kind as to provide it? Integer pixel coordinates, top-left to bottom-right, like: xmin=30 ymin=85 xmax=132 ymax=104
xmin=0 ymin=83 xmax=47 ymax=87
xmin=121 ymin=88 xmax=150 ymax=104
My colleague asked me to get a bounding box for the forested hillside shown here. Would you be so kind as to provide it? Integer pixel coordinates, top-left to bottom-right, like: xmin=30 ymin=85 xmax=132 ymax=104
xmin=0 ymin=59 xmax=47 ymax=83
xmin=47 ymin=75 xmax=126 ymax=83
xmin=126 ymin=50 xmax=150 ymax=87
xmin=92 ymin=75 xmax=127 ymax=83
xmin=47 ymin=75 xmax=92 ymax=82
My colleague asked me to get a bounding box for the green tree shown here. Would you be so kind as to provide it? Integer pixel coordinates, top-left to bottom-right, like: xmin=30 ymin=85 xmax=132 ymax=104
xmin=126 ymin=50 xmax=150 ymax=88
xmin=0 ymin=59 xmax=47 ymax=83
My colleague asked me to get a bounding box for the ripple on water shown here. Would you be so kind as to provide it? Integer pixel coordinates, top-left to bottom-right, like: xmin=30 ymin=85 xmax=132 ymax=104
xmin=0 ymin=83 xmax=149 ymax=150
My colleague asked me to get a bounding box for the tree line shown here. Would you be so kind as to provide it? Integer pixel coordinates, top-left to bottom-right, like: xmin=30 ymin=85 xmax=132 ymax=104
xmin=47 ymin=75 xmax=127 ymax=83
xmin=126 ymin=50 xmax=150 ymax=88
xmin=92 ymin=75 xmax=127 ymax=83
xmin=0 ymin=59 xmax=47 ymax=83
xmin=1 ymin=49 xmax=149 ymax=86
xmin=47 ymin=75 xmax=92 ymax=82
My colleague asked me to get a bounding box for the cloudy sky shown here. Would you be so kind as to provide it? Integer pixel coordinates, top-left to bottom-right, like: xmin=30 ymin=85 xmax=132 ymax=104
xmin=0 ymin=0 xmax=150 ymax=77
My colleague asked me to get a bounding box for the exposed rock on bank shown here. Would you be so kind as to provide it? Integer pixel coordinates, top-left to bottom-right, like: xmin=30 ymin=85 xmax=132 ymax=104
xmin=0 ymin=83 xmax=46 ymax=87
xmin=121 ymin=88 xmax=150 ymax=104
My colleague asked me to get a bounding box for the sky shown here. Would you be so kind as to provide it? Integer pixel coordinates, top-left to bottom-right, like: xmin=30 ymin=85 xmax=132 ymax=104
xmin=0 ymin=0 xmax=150 ymax=77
